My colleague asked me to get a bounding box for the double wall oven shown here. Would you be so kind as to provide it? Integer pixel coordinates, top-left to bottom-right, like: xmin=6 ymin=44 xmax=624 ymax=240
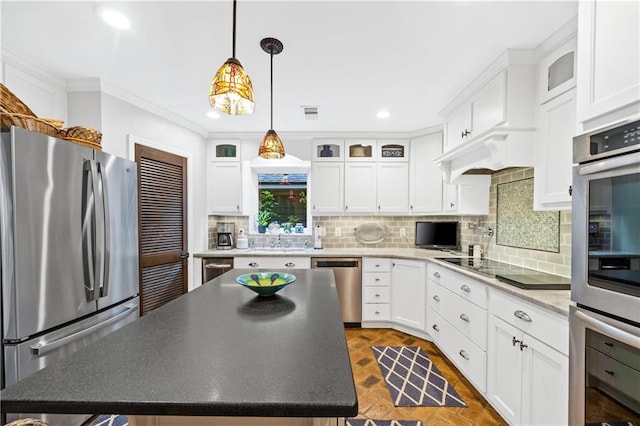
xmin=570 ymin=117 xmax=640 ymax=424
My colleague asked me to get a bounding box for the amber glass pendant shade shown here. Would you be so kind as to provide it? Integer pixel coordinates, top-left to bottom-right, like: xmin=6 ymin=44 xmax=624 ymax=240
xmin=259 ymin=129 xmax=285 ymax=159
xmin=209 ymin=57 xmax=255 ymax=115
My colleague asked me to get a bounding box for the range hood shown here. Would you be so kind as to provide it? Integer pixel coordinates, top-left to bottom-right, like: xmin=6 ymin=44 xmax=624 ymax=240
xmin=434 ymin=127 xmax=535 ymax=183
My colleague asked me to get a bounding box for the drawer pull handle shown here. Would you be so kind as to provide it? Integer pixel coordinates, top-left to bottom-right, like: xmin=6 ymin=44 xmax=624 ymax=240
xmin=285 ymin=262 xmax=295 ymax=267
xmin=375 ymin=311 xmax=380 ymax=315
xmin=460 ymin=284 xmax=471 ymax=293
xmin=375 ymin=264 xmax=381 ymax=268
xmin=433 ymin=272 xmax=441 ymax=278
xmin=248 ymin=262 xmax=259 ymax=267
xmin=375 ymin=293 xmax=380 ymax=297
xmin=459 ymin=350 xmax=469 ymax=360
xmin=375 ymin=278 xmax=381 ymax=282
xmin=433 ymin=295 xmax=440 ymax=302
xmin=459 ymin=313 xmax=470 ymax=322
xmin=512 ymin=337 xmax=521 ymax=347
xmin=432 ymin=324 xmax=439 ymax=332
xmin=605 ymin=369 xmax=614 ymax=376
xmin=514 ymin=310 xmax=532 ymax=322
xmin=519 ymin=341 xmax=528 ymax=351
xmin=604 ymin=342 xmax=614 ymax=347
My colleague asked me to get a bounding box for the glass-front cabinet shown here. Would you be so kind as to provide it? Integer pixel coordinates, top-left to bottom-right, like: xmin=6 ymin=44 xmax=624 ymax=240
xmin=346 ymin=140 xmax=377 ymax=161
xmin=378 ymin=139 xmax=409 ymax=162
xmin=312 ymin=139 xmax=344 ymax=161
xmin=211 ymin=139 xmax=241 ymax=161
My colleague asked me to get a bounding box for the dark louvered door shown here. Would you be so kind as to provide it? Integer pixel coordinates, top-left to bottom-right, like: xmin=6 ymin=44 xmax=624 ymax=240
xmin=135 ymin=144 xmax=188 ymax=315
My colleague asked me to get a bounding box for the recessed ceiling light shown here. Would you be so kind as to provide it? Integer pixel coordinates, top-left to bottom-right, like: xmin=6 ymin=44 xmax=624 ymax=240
xmin=376 ymin=110 xmax=390 ymax=119
xmin=97 ymin=7 xmax=131 ymax=30
xmin=206 ymin=111 xmax=221 ymax=119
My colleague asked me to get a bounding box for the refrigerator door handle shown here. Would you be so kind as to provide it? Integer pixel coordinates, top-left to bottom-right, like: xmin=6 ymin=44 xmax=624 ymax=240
xmin=97 ymin=161 xmax=111 ymax=297
xmin=82 ymin=160 xmax=99 ymax=301
xmin=30 ymin=303 xmax=138 ymax=356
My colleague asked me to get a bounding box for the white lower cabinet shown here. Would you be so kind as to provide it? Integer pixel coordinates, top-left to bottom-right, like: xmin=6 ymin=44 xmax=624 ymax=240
xmin=487 ymin=288 xmax=569 ymax=426
xmin=425 ymin=263 xmax=488 ymax=392
xmin=391 ymin=259 xmax=425 ymax=330
xmin=362 ymin=258 xmax=392 ymax=323
xmin=233 ymin=257 xmax=311 ymax=269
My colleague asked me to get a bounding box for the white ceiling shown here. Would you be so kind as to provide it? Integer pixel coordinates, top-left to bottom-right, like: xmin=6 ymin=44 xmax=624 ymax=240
xmin=1 ymin=1 xmax=578 ymax=135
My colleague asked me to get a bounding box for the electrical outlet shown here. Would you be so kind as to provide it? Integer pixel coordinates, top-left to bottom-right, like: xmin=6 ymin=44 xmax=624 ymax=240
xmin=335 ymin=227 xmax=341 ymax=237
xmin=399 ymin=228 xmax=406 ymax=237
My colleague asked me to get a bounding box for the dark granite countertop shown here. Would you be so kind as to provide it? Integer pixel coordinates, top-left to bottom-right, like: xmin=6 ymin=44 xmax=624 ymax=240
xmin=1 ymin=269 xmax=358 ymax=418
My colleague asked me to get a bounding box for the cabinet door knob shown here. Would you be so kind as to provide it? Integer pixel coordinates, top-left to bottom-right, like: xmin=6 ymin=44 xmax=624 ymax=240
xmin=519 ymin=341 xmax=528 ymax=351
xmin=433 ymin=295 xmax=440 ymax=302
xmin=378 ymin=205 xmax=381 ymax=210
xmin=459 ymin=350 xmax=470 ymax=360
xmin=460 ymin=284 xmax=471 ymax=293
xmin=450 ymin=202 xmax=456 ymax=208
xmin=433 ymin=272 xmax=441 ymax=278
xmin=461 ymin=129 xmax=471 ymax=138
xmin=345 ymin=205 xmax=348 ymax=211
xmin=248 ymin=262 xmax=259 ymax=267
xmin=432 ymin=324 xmax=439 ymax=332
xmin=514 ymin=310 xmax=532 ymax=322
xmin=459 ymin=313 xmax=470 ymax=322
xmin=512 ymin=336 xmax=521 ymax=347
xmin=568 ymin=185 xmax=573 ymax=196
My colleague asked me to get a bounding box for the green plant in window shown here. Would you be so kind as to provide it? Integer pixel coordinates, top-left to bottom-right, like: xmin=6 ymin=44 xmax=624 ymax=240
xmin=258 ymin=190 xmax=278 ymax=225
xmin=287 ymin=215 xmax=299 ymax=224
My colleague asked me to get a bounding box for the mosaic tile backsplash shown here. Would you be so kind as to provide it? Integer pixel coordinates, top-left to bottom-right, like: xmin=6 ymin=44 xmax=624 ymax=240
xmin=496 ymin=177 xmax=560 ymax=252
xmin=208 ymin=167 xmax=572 ymax=277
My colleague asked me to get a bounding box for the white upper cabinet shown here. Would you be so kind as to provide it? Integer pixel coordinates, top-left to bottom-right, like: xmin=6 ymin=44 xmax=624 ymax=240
xmin=534 ymin=88 xmax=577 ymax=211
xmin=311 ymin=162 xmax=344 ymax=214
xmin=444 ymin=72 xmax=506 ymax=150
xmin=577 ymin=0 xmax=640 ymax=126
xmin=409 ymin=133 xmax=443 ymax=215
xmin=344 ymin=162 xmax=377 ymax=213
xmin=312 ymin=139 xmax=345 ymax=161
xmin=376 ymin=162 xmax=409 ymax=214
xmin=444 ymin=175 xmax=491 ymax=215
xmin=538 ymin=37 xmax=577 ymax=105
xmin=207 ymin=139 xmax=244 ymax=215
xmin=207 ymin=162 xmax=243 ymax=215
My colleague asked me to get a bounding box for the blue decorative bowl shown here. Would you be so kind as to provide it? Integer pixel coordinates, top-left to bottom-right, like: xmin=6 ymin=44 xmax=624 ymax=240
xmin=236 ymin=272 xmax=296 ymax=297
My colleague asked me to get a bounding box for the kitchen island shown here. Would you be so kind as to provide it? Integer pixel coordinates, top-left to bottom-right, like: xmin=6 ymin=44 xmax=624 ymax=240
xmin=1 ymin=269 xmax=358 ymax=426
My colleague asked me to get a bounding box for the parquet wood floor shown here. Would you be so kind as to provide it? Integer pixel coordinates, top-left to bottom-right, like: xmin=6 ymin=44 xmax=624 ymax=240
xmin=345 ymin=328 xmax=507 ymax=426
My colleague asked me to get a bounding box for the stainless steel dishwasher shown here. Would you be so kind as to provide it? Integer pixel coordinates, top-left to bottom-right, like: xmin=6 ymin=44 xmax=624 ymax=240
xmin=311 ymin=258 xmax=362 ymax=326
xmin=202 ymin=258 xmax=234 ymax=284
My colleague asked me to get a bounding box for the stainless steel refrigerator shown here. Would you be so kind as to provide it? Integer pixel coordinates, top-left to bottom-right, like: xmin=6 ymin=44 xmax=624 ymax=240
xmin=1 ymin=127 xmax=140 ymax=425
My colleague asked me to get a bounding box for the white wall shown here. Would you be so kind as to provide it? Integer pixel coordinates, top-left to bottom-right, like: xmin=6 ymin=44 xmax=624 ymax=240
xmin=97 ymin=93 xmax=208 ymax=291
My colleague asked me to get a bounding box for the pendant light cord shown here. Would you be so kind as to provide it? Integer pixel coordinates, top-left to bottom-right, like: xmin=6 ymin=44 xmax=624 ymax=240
xmin=270 ymin=50 xmax=274 ymax=129
xmin=232 ymin=0 xmax=237 ymax=58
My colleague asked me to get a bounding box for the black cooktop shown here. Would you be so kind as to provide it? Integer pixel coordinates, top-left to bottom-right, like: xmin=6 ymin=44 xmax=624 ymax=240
xmin=437 ymin=257 xmax=571 ymax=290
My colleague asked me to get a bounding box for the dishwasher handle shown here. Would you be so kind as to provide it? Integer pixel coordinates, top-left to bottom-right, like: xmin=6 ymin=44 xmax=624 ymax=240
xmin=313 ymin=260 xmax=360 ymax=268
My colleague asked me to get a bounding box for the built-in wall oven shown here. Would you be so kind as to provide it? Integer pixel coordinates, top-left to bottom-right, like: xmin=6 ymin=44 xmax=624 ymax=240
xmin=570 ymin=117 xmax=640 ymax=425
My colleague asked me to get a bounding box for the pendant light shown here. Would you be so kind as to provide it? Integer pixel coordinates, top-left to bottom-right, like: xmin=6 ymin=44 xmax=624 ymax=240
xmin=258 ymin=37 xmax=285 ymax=159
xmin=209 ymin=0 xmax=255 ymax=115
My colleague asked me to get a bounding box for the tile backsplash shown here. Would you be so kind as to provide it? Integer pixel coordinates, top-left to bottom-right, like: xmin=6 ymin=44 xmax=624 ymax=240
xmin=208 ymin=167 xmax=572 ymax=277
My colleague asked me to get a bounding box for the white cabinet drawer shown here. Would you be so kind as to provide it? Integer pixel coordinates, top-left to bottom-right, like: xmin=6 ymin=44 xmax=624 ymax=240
xmin=363 ymin=303 xmax=391 ymax=321
xmin=588 ymin=347 xmax=640 ymax=403
xmin=438 ymin=315 xmax=487 ymax=392
xmin=440 ymin=271 xmax=488 ymax=309
xmin=427 ymin=308 xmax=443 ymax=344
xmin=426 ymin=280 xmax=444 ymax=313
xmin=439 ymin=287 xmax=488 ymax=351
xmin=364 ymin=257 xmax=391 ymax=273
xmin=363 ymin=272 xmax=391 ymax=287
xmin=427 ymin=263 xmax=446 ymax=284
xmin=233 ymin=257 xmax=311 ymax=270
xmin=490 ymin=288 xmax=568 ymax=355
xmin=363 ymin=286 xmax=391 ymax=303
